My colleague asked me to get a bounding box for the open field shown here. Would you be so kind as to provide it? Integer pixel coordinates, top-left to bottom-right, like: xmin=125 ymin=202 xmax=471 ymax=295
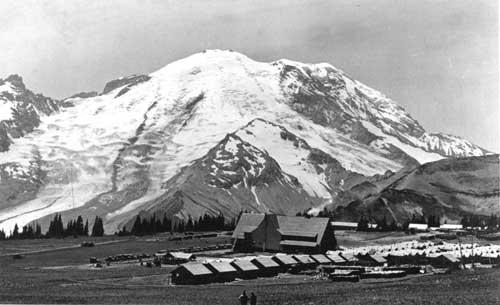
xmin=1 ymin=231 xmax=499 ymax=304
xmin=0 ymin=232 xmax=233 ymax=256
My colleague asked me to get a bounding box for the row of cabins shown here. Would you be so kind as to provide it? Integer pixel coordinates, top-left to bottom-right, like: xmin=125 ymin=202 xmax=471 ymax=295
xmin=170 ymin=249 xmax=497 ymax=285
xmin=171 ymin=252 xmax=389 ymax=285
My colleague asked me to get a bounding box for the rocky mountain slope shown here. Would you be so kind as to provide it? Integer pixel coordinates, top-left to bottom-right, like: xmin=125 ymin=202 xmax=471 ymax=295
xmin=0 ymin=75 xmax=60 ymax=152
xmin=0 ymin=50 xmax=493 ymax=233
xmin=333 ymin=154 xmax=499 ymax=224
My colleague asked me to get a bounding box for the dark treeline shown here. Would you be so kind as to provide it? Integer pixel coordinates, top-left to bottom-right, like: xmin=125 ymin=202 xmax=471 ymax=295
xmin=2 ymin=223 xmax=44 ymax=240
xmin=360 ymin=213 xmax=499 ymax=232
xmin=46 ymin=214 xmax=103 ymax=238
xmin=0 ymin=214 xmax=104 ymax=240
xmin=296 ymin=207 xmax=500 ymax=232
xmin=461 ymin=214 xmax=499 ymax=228
xmin=118 ymin=212 xmax=236 ymax=236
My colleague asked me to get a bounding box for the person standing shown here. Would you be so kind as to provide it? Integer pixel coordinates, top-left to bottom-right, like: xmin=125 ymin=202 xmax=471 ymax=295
xmin=238 ymin=290 xmax=249 ymax=305
xmin=250 ymin=292 xmax=257 ymax=305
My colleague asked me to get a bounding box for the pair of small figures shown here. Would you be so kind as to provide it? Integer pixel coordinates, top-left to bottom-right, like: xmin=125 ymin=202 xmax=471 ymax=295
xmin=238 ymin=290 xmax=257 ymax=305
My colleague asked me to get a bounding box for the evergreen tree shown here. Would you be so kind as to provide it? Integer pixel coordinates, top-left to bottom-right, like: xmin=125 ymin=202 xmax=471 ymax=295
xmin=35 ymin=223 xmax=42 ymax=238
xmin=11 ymin=224 xmax=19 ymax=239
xmin=357 ymin=216 xmax=369 ymax=231
xmin=131 ymin=215 xmax=143 ymax=236
xmin=461 ymin=215 xmax=470 ymax=228
xmin=57 ymin=214 xmax=64 ymax=236
xmin=84 ymin=219 xmax=89 ymax=236
xmin=76 ymin=216 xmax=84 ymax=235
xmin=141 ymin=217 xmax=150 ymax=235
xmin=20 ymin=224 xmax=35 ymax=239
xmin=186 ymin=217 xmax=194 ymax=231
xmin=91 ymin=216 xmax=104 ymax=237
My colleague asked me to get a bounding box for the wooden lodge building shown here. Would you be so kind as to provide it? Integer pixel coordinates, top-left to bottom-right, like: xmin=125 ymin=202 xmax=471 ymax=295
xmin=232 ymin=213 xmax=336 ymax=253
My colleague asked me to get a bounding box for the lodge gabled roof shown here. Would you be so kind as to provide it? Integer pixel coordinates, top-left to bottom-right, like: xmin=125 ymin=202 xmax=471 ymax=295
xmin=232 ymin=213 xmax=265 ymax=239
xmin=232 ymin=213 xmax=332 ymax=249
xmin=277 ymin=215 xmax=329 ymax=245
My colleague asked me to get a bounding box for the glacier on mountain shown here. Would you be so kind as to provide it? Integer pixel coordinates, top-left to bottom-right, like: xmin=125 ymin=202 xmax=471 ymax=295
xmin=0 ymin=50 xmax=490 ymax=233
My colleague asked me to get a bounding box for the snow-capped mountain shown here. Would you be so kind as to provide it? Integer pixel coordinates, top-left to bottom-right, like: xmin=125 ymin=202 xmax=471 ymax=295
xmin=0 ymin=50 xmax=492 ymax=233
xmin=0 ymin=75 xmax=60 ymax=151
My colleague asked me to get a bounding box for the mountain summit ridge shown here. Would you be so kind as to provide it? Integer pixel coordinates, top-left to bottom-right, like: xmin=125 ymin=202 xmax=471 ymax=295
xmin=0 ymin=49 xmax=493 ymax=233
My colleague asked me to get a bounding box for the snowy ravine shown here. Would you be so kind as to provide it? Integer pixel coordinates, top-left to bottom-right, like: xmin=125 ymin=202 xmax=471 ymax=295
xmin=0 ymin=50 xmax=490 ymax=233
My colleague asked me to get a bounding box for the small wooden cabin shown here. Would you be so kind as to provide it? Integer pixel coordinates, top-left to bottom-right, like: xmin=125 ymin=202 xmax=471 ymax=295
xmin=230 ymin=259 xmax=260 ymax=279
xmin=204 ymin=261 xmax=238 ymax=282
xmin=170 ymin=263 xmax=213 ymax=285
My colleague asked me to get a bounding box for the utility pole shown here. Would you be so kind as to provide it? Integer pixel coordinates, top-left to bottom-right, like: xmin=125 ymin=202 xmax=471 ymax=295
xmin=457 ymin=234 xmax=465 ymax=269
xmin=263 ymin=213 xmax=267 ymax=252
xmin=70 ymin=166 xmax=75 ymax=209
xmin=471 ymin=231 xmax=475 ymax=269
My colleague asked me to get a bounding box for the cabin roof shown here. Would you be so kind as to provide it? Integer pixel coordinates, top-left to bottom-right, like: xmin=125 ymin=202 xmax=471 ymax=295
xmin=340 ymin=252 xmax=359 ymax=262
xmin=273 ymin=254 xmax=298 ymax=265
xmin=231 ymin=259 xmax=260 ymax=271
xmin=180 ymin=263 xmax=213 ymax=276
xmin=206 ymin=261 xmax=237 ymax=273
xmin=327 ymin=253 xmax=347 ymax=263
xmin=168 ymin=252 xmax=194 ymax=259
xmin=293 ymin=255 xmax=316 ymax=264
xmin=311 ymin=254 xmax=331 ymax=264
xmin=252 ymin=256 xmax=280 ymax=268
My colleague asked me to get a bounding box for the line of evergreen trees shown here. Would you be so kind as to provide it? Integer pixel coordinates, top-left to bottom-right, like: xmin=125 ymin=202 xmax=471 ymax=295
xmin=461 ymin=214 xmax=499 ymax=228
xmin=1 ymin=211 xmax=238 ymax=239
xmin=296 ymin=207 xmax=500 ymax=233
xmin=0 ymin=214 xmax=104 ymax=240
xmin=1 ymin=223 xmax=44 ymax=240
xmin=118 ymin=212 xmax=236 ymax=236
xmin=358 ymin=213 xmax=500 ymax=232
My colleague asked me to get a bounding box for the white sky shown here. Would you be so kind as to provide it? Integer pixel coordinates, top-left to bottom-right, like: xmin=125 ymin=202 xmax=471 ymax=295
xmin=0 ymin=0 xmax=498 ymax=152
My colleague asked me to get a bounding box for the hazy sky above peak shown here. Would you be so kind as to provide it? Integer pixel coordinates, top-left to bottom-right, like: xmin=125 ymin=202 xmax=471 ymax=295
xmin=0 ymin=0 xmax=498 ymax=152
